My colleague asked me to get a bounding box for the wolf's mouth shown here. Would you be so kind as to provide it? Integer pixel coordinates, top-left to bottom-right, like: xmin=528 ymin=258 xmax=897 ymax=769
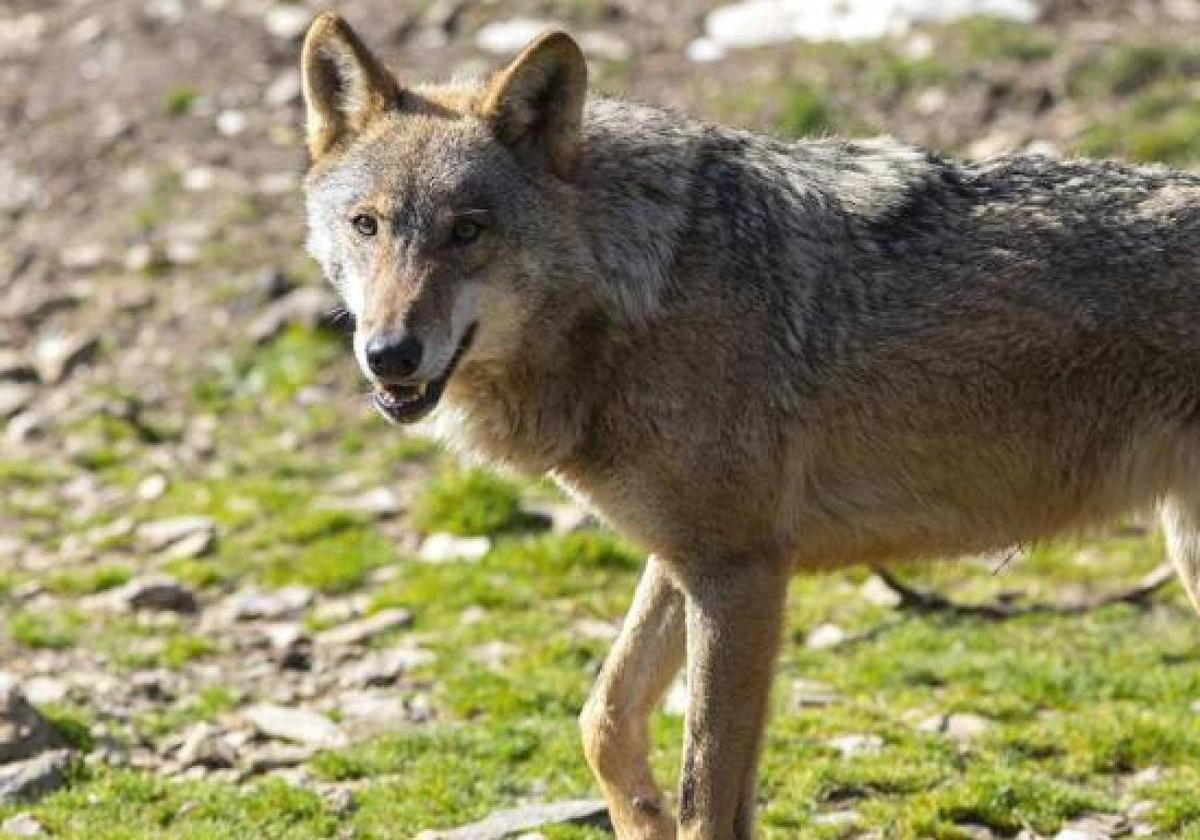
xmin=372 ymin=323 xmax=477 ymax=424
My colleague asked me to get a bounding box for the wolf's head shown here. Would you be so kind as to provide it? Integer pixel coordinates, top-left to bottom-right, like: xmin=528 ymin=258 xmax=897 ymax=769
xmin=300 ymin=13 xmax=590 ymax=424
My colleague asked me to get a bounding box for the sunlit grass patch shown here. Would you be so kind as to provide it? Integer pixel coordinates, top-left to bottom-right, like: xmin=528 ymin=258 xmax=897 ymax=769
xmin=43 ymin=563 xmax=133 ymax=596
xmin=8 ymin=607 xmax=86 ymax=650
xmin=1075 ymin=87 xmax=1200 ymax=165
xmin=411 ymin=467 xmax=532 ymax=536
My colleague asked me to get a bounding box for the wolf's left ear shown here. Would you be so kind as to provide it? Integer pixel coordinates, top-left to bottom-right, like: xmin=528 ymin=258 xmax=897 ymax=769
xmin=301 ymin=12 xmax=400 ymax=158
xmin=479 ymin=31 xmax=587 ymax=179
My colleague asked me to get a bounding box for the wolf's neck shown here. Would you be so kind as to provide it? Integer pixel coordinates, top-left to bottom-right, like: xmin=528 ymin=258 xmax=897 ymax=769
xmin=434 ymin=299 xmax=615 ymax=476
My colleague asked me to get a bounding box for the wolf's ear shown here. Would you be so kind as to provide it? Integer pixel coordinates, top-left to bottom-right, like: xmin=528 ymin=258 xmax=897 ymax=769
xmin=478 ymin=31 xmax=587 ymax=178
xmin=301 ymin=12 xmax=399 ymax=158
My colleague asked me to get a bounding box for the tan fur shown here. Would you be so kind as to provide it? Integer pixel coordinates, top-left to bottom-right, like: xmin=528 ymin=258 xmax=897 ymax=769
xmin=301 ymin=18 xmax=1200 ymax=839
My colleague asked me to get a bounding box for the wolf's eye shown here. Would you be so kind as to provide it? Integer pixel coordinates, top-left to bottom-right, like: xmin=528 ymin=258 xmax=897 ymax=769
xmin=450 ymin=218 xmax=483 ymax=246
xmin=351 ymin=214 xmax=377 ymax=237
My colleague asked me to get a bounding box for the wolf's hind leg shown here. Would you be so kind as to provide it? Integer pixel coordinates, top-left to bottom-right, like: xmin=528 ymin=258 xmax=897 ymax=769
xmin=581 ymin=556 xmax=684 ymax=840
xmin=1162 ymin=492 xmax=1200 ymax=616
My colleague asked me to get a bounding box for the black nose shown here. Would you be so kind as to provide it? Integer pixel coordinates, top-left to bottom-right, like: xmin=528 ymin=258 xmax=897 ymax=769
xmin=365 ymin=334 xmax=423 ymax=380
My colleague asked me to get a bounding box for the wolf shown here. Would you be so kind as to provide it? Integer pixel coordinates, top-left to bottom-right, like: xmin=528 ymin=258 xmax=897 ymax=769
xmin=299 ymin=12 xmax=1200 ymax=839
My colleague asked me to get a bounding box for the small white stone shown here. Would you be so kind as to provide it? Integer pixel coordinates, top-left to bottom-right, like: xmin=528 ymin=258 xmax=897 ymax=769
xmin=215 ymin=109 xmax=246 ymax=136
xmin=828 ymin=733 xmax=883 ymax=758
xmin=418 ymin=532 xmax=491 ymax=564
xmin=686 ymin=37 xmax=725 ymax=62
xmin=137 ymin=474 xmax=168 ymax=501
xmin=806 ymin=623 xmax=847 ymax=650
xmin=264 ymin=5 xmax=309 ymax=41
xmin=182 ymin=167 xmax=214 ymax=192
xmin=1 ymin=812 xmax=44 ymax=836
xmin=475 ymin=19 xmax=554 ymax=55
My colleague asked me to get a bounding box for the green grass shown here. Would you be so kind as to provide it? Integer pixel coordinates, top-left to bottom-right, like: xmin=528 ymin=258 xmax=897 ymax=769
xmin=164 ymin=86 xmax=199 ymax=117
xmin=1075 ymin=88 xmax=1200 ymax=165
xmin=8 ymin=320 xmax=1200 ymax=837
xmin=953 ymin=15 xmax=1054 ymax=63
xmin=44 ymin=563 xmax=133 ymax=596
xmin=1069 ymin=44 xmax=1200 ymax=98
xmin=411 ymin=467 xmax=533 ymax=536
xmin=777 ymin=84 xmax=835 ymax=138
xmin=8 ymin=608 xmax=86 ymax=650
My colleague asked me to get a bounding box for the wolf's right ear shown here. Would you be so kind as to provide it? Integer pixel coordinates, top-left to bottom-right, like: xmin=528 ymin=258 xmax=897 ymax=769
xmin=301 ymin=13 xmax=399 ymax=159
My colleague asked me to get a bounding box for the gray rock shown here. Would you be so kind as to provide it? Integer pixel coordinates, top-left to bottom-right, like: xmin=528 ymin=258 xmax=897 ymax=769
xmin=177 ymin=723 xmax=237 ymax=769
xmin=336 ymin=690 xmax=412 ymax=735
xmin=338 ymin=647 xmax=436 ymax=688
xmin=418 ymin=533 xmax=491 ymax=564
xmin=249 ymin=287 xmax=336 ymax=345
xmin=0 ymin=350 xmax=35 ymax=383
xmin=860 ymin=573 xmax=903 ymax=608
xmin=1054 ymin=815 xmax=1130 ymax=840
xmin=244 ymin=705 xmax=347 ymax=749
xmin=325 ymin=486 xmax=402 ymax=519
xmin=806 ymin=623 xmax=847 ymax=650
xmin=827 ymin=733 xmax=883 ymax=758
xmin=416 ymin=799 xmax=609 ymax=840
xmin=792 ymin=679 xmax=841 ymax=709
xmin=0 ymin=674 xmax=63 ymax=764
xmin=0 ymin=383 xmax=34 ymax=419
xmin=58 ymin=243 xmax=106 ymax=271
xmin=0 ymin=749 xmax=73 ymax=804
xmin=136 ymin=516 xmax=215 ymax=553
xmin=474 ymin=19 xmax=554 ymax=55
xmin=263 ymin=4 xmax=309 ymax=40
xmin=32 ymin=332 xmax=97 ymax=383
xmin=224 ymin=586 xmax=313 ymax=621
xmin=918 ymin=712 xmax=993 ymax=743
xmin=316 ymin=608 xmax=413 ymax=647
xmin=1 ymin=811 xmax=45 ymax=836
xmin=110 ymin=576 xmax=199 ymax=614
xmin=244 ymin=743 xmax=316 ymax=774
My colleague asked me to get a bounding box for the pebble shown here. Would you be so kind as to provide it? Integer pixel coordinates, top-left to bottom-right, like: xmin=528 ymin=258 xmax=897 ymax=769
xmin=860 ymin=573 xmax=902 ymax=608
xmin=918 ymin=712 xmax=993 ymax=742
xmin=0 ymin=349 xmax=36 ymax=383
xmin=0 ymin=749 xmax=73 ymax=804
xmin=0 ymin=674 xmax=63 ymax=764
xmin=58 ymin=242 xmax=106 ymax=271
xmin=827 ymin=733 xmax=883 ymax=758
xmin=0 ymin=812 xmax=44 ymax=836
xmin=418 ymin=533 xmax=491 ymax=564
xmin=32 ymin=332 xmax=97 ymax=383
xmin=176 ymin=723 xmax=236 ymax=769
xmin=415 ymin=799 xmax=608 ymax=840
xmin=263 ymin=5 xmax=310 ymax=41
xmin=244 ymin=705 xmax=347 ymax=749
xmin=215 ymin=110 xmax=246 ymax=137
xmin=0 ymin=383 xmax=35 ymax=420
xmin=792 ymin=679 xmax=840 ymax=709
xmin=474 ymin=19 xmax=554 ymax=55
xmin=338 ymin=646 xmax=436 ymax=688
xmin=136 ymin=516 xmax=216 ymax=553
xmin=316 ymin=608 xmax=414 ymax=647
xmin=108 ymin=576 xmax=199 ymax=614
xmin=225 ymin=586 xmax=314 ymax=621
xmin=806 ymin=623 xmax=847 ymax=650
xmin=248 ymin=287 xmax=336 ymax=344
xmin=136 ymin=474 xmax=168 ymax=501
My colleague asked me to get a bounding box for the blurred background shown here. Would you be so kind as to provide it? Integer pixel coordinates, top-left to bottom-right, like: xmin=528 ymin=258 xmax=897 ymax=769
xmin=3 ymin=1 xmax=1200 ymax=837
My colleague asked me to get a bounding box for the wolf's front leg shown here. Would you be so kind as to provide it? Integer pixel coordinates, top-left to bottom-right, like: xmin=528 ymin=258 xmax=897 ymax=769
xmin=676 ymin=563 xmax=788 ymax=840
xmin=581 ymin=556 xmax=685 ymax=839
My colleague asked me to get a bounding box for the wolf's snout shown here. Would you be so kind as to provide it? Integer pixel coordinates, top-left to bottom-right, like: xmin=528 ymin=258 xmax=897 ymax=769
xmin=365 ymin=333 xmax=423 ymax=381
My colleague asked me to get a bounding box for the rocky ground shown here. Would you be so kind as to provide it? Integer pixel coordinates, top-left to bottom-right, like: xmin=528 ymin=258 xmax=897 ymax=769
xmin=5 ymin=0 xmax=1200 ymax=837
